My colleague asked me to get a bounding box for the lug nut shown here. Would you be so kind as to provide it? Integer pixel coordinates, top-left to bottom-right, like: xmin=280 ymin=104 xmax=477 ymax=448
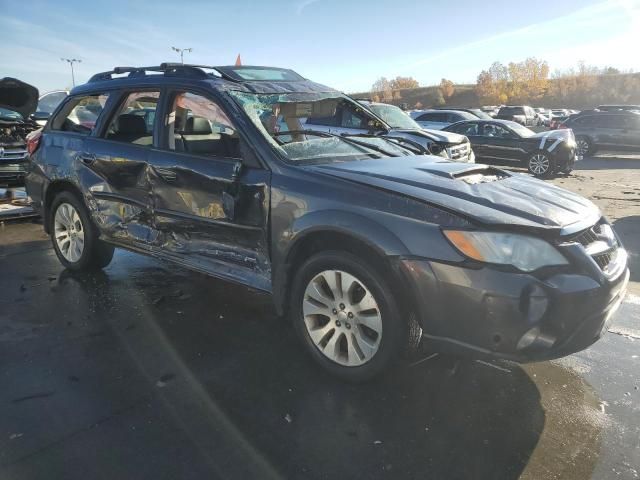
xmin=339 ymin=303 xmax=345 ymax=310
xmin=336 ymin=320 xmax=341 ymax=327
xmin=332 ymin=308 xmax=337 ymax=314
xmin=348 ymin=312 xmax=354 ymax=319
xmin=345 ymin=323 xmax=351 ymax=329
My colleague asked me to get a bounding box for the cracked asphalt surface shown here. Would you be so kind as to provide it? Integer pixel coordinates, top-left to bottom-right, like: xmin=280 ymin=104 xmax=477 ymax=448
xmin=1 ymin=156 xmax=639 ymax=479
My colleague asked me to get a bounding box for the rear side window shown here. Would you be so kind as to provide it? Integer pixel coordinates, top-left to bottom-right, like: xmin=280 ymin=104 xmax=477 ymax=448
xmin=451 ymin=122 xmax=479 ymax=135
xmin=51 ymin=93 xmax=110 ymax=135
xmin=105 ymin=91 xmax=160 ymax=146
xmin=416 ymin=112 xmax=445 ymax=122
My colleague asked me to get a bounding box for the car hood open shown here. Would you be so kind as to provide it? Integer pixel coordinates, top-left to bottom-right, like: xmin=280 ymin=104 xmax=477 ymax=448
xmin=308 ymin=156 xmax=599 ymax=233
xmin=0 ymin=78 xmax=39 ymax=119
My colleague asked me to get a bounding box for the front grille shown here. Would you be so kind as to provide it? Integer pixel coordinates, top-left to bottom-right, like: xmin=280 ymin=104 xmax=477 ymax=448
xmin=593 ymin=251 xmax=613 ymax=270
xmin=0 ymin=148 xmax=28 ymax=162
xmin=566 ymin=221 xmax=619 ymax=273
xmin=447 ymin=143 xmax=470 ymax=161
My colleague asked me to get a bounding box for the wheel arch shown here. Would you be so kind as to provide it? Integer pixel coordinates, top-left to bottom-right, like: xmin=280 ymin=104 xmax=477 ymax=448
xmin=43 ymin=180 xmax=86 ymax=233
xmin=272 ymin=211 xmax=412 ymax=316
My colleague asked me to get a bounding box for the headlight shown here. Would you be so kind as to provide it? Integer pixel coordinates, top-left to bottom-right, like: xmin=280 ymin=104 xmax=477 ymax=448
xmin=443 ymin=230 xmax=568 ymax=272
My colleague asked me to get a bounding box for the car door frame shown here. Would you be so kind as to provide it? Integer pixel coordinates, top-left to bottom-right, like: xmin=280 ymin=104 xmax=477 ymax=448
xmin=85 ymin=86 xmax=165 ymax=248
xmin=148 ymin=84 xmax=273 ymax=291
xmin=476 ymin=122 xmax=527 ymax=163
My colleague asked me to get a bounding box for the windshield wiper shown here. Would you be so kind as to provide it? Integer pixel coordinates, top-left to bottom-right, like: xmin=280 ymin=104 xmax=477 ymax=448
xmin=273 ymin=129 xmax=398 ymax=158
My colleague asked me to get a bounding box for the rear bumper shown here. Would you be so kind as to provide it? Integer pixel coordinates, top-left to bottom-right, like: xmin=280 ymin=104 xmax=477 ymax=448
xmin=397 ymin=256 xmax=629 ymax=362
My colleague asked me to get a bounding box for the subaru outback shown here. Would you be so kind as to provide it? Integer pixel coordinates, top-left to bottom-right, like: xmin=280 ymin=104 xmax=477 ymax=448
xmin=26 ymin=64 xmax=629 ymax=381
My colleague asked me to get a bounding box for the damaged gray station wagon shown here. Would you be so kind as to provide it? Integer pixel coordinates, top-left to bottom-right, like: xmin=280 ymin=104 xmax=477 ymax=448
xmin=26 ymin=64 xmax=629 ymax=381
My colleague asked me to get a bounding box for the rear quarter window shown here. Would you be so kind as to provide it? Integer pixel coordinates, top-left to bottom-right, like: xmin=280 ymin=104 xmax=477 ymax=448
xmin=50 ymin=93 xmax=110 ymax=135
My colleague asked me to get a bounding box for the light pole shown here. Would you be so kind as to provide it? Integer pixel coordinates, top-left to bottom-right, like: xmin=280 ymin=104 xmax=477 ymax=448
xmin=171 ymin=47 xmax=192 ymax=64
xmin=61 ymin=58 xmax=81 ymax=87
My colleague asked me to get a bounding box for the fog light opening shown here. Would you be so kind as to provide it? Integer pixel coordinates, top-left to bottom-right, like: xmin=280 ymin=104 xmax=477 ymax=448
xmin=517 ymin=326 xmax=556 ymax=351
xmin=517 ymin=327 xmax=541 ymax=350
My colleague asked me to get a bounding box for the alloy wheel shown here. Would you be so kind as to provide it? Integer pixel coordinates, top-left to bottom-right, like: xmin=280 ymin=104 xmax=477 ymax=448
xmin=302 ymin=270 xmax=382 ymax=367
xmin=576 ymin=139 xmax=589 ymax=156
xmin=529 ymin=153 xmax=550 ymax=176
xmin=54 ymin=202 xmax=85 ymax=262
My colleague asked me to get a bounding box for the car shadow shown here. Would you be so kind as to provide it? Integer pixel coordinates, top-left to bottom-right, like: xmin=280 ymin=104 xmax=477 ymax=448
xmin=613 ymin=216 xmax=640 ymax=283
xmin=55 ymin=259 xmax=550 ymax=480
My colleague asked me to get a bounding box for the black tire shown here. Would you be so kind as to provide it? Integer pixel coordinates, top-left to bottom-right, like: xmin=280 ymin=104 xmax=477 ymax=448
xmin=527 ymin=151 xmax=555 ymax=178
xmin=576 ymin=136 xmax=595 ymax=157
xmin=49 ymin=191 xmax=114 ymax=271
xmin=290 ymin=250 xmax=413 ymax=382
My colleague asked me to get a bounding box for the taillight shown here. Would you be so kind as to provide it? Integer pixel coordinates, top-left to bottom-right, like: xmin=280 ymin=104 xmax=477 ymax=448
xmin=26 ymin=128 xmax=43 ymax=155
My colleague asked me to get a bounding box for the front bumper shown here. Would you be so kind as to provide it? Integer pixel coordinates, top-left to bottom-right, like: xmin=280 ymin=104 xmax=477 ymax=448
xmin=398 ymin=254 xmax=629 ymax=362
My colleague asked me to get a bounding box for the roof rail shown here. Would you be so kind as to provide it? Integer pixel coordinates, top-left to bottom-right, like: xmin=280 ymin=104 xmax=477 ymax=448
xmin=88 ymin=64 xmax=217 ymax=83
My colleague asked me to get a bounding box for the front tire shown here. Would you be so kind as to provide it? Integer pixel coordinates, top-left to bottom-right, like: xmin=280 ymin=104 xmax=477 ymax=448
xmin=290 ymin=251 xmax=410 ymax=382
xmin=50 ymin=191 xmax=114 ymax=271
xmin=527 ymin=152 xmax=555 ymax=178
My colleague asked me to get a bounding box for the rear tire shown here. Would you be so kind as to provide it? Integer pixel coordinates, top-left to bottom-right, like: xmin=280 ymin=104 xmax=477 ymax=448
xmin=50 ymin=191 xmax=114 ymax=271
xmin=576 ymin=136 xmax=595 ymax=157
xmin=527 ymin=151 xmax=555 ymax=178
xmin=290 ymin=250 xmax=412 ymax=382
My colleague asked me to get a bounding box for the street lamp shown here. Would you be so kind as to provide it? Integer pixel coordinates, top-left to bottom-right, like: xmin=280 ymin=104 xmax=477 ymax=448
xmin=171 ymin=47 xmax=192 ymax=64
xmin=61 ymin=58 xmax=81 ymax=87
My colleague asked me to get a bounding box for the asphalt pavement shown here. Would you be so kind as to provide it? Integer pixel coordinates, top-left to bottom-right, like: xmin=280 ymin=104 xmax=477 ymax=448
xmin=0 ymin=156 xmax=638 ymax=480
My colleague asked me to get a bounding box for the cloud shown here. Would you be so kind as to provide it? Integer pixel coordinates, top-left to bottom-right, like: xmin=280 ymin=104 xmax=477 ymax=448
xmin=296 ymin=0 xmax=322 ymax=15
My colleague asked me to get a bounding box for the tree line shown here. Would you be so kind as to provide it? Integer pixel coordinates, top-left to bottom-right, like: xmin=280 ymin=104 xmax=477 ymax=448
xmin=369 ymin=59 xmax=640 ymax=109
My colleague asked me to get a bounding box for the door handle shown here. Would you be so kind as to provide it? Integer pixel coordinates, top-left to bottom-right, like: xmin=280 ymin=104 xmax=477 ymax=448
xmin=155 ymin=167 xmax=177 ymax=182
xmin=79 ymin=152 xmax=96 ymax=165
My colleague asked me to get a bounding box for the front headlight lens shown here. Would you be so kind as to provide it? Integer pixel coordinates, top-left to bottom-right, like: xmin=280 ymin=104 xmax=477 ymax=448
xmin=443 ymin=230 xmax=568 ymax=272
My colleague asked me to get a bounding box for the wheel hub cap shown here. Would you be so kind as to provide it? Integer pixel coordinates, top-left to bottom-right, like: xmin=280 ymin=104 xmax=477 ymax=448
xmin=54 ymin=202 xmax=85 ymax=262
xmin=530 ymin=154 xmax=549 ymax=175
xmin=302 ymin=270 xmax=382 ymax=367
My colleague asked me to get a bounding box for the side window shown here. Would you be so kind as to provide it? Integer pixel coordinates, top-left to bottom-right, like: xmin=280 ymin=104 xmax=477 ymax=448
xmin=168 ymin=91 xmax=241 ymax=159
xmin=456 ymin=123 xmax=479 ymax=135
xmin=573 ymin=116 xmax=592 ymax=126
xmin=605 ymin=115 xmax=628 ymax=129
xmin=417 ymin=113 xmax=442 ymax=122
xmin=340 ymin=105 xmax=369 ymax=129
xmin=448 ymin=113 xmax=463 ymax=123
xmin=105 ymin=91 xmax=159 ymax=146
xmin=50 ymin=93 xmax=110 ymax=135
xmin=482 ymin=124 xmax=512 ymax=137
xmin=305 ymin=115 xmax=337 ymax=127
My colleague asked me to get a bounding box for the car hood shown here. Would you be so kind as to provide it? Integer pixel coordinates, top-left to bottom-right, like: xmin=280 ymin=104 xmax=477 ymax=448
xmin=0 ymin=78 xmax=39 ymax=119
xmin=307 ymin=156 xmax=599 ymax=233
xmin=391 ymin=128 xmax=466 ymax=144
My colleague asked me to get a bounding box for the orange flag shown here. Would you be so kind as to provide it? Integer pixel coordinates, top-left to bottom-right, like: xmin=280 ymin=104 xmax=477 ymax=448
xmin=235 ymin=54 xmax=242 ymax=66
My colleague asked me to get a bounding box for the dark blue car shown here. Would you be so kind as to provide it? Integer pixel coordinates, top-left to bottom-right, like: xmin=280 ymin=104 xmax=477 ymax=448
xmin=25 ymin=63 xmax=629 ymax=381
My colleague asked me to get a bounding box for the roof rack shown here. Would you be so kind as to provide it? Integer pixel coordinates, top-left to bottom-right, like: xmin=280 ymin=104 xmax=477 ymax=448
xmin=88 ymin=63 xmax=221 ymax=83
xmin=88 ymin=63 xmax=306 ymax=83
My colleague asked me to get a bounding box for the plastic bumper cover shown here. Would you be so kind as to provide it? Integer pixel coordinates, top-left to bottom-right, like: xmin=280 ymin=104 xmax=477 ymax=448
xmin=397 ymin=255 xmax=629 ymax=362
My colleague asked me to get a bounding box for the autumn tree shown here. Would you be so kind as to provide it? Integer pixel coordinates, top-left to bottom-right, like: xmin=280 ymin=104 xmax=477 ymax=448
xmin=371 ymin=77 xmax=393 ymax=102
xmin=389 ymin=76 xmax=419 ymax=90
xmin=439 ymin=78 xmax=455 ymax=99
xmin=476 ymin=58 xmax=548 ymax=104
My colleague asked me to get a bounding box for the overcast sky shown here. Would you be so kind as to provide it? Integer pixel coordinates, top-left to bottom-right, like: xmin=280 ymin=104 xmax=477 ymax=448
xmin=1 ymin=0 xmax=639 ymax=94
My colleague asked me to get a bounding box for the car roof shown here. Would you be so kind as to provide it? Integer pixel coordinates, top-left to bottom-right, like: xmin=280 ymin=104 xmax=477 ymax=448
xmin=71 ymin=63 xmax=338 ymax=96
